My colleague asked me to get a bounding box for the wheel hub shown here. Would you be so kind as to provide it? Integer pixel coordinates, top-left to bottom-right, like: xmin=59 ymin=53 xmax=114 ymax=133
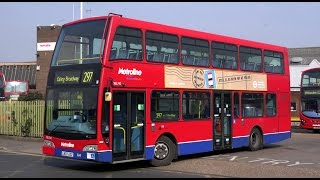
xmin=154 ymin=142 xmax=168 ymax=160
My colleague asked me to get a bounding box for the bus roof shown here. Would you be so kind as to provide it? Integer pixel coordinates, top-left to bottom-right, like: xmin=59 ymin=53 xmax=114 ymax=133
xmin=302 ymin=67 xmax=320 ymax=73
xmin=63 ymin=14 xmax=287 ymax=52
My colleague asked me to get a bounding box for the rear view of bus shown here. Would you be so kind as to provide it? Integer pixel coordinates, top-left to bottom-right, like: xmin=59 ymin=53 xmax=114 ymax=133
xmin=300 ymin=68 xmax=320 ymax=132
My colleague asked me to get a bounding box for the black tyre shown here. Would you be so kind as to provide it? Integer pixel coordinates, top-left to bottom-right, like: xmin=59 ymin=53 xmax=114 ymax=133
xmin=249 ymin=128 xmax=263 ymax=151
xmin=150 ymin=136 xmax=176 ymax=167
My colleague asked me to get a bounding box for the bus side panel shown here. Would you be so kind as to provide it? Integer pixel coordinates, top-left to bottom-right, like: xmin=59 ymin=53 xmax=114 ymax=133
xmin=265 ymin=73 xmax=291 ymax=141
xmin=277 ymin=92 xmax=291 ymax=135
xmin=145 ymin=120 xmax=213 ymax=159
xmin=232 ymin=115 xmax=250 ymax=149
xmin=267 ymin=76 xmax=290 ymax=95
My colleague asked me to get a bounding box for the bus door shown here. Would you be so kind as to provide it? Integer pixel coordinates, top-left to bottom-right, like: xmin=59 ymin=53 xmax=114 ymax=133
xmin=112 ymin=91 xmax=145 ymax=161
xmin=213 ymin=91 xmax=232 ymax=150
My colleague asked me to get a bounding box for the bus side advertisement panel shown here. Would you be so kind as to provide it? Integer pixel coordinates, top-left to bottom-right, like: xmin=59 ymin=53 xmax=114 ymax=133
xmin=164 ymin=66 xmax=267 ymax=91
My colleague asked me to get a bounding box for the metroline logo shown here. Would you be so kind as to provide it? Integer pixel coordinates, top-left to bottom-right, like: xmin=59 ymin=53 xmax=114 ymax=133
xmin=61 ymin=142 xmax=74 ymax=148
xmin=118 ymin=67 xmax=142 ymax=76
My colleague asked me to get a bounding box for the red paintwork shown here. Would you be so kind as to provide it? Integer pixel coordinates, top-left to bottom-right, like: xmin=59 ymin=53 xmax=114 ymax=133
xmin=43 ymin=135 xmax=99 ymax=154
xmin=300 ymin=114 xmax=320 ymax=130
xmin=299 ymin=68 xmax=320 ymax=130
xmin=43 ymin=15 xmax=291 ymax=155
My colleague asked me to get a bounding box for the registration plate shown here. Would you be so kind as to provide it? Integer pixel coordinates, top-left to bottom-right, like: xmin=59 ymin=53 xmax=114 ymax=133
xmin=312 ymin=124 xmax=320 ymax=129
xmin=61 ymin=151 xmax=74 ymax=157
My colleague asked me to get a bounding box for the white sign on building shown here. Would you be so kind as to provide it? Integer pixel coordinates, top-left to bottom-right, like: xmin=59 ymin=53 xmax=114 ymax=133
xmin=37 ymin=42 xmax=56 ymax=51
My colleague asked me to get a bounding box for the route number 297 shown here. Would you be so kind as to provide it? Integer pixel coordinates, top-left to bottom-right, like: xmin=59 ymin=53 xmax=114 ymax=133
xmin=83 ymin=71 xmax=93 ymax=83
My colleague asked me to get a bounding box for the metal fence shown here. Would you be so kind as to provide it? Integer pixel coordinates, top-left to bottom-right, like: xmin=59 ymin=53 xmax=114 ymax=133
xmin=0 ymin=101 xmax=44 ymax=138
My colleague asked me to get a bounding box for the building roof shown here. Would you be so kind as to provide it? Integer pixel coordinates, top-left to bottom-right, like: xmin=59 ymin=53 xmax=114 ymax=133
xmin=289 ymin=47 xmax=320 ymax=65
xmin=0 ymin=62 xmax=37 ymax=88
xmin=289 ymin=47 xmax=320 ymax=90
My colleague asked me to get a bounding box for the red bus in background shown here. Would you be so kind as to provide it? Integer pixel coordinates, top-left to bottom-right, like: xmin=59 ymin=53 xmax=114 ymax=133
xmin=300 ymin=68 xmax=320 ymax=132
xmin=42 ymin=13 xmax=291 ymax=166
xmin=4 ymin=81 xmax=29 ymax=101
xmin=0 ymin=72 xmax=5 ymax=101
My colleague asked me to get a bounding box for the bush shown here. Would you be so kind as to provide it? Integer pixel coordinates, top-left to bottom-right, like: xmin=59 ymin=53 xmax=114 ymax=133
xmin=18 ymin=91 xmax=43 ymax=101
xmin=20 ymin=109 xmax=33 ymax=137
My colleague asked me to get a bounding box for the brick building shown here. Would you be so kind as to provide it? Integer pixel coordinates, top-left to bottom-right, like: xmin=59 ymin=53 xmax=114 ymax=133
xmin=36 ymin=25 xmax=61 ymax=96
xmin=0 ymin=25 xmax=61 ymax=97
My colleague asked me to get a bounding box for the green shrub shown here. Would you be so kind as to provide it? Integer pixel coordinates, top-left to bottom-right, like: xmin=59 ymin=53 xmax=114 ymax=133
xmin=18 ymin=91 xmax=43 ymax=101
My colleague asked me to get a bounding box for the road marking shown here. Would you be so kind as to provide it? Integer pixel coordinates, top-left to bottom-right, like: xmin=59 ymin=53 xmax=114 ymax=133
xmin=202 ymin=154 xmax=317 ymax=168
xmin=0 ymin=149 xmax=44 ymax=157
xmin=287 ymin=162 xmax=315 ymax=167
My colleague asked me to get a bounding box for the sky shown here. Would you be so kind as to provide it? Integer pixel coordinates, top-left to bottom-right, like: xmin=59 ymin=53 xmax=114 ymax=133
xmin=1 ymin=2 xmax=320 ymax=62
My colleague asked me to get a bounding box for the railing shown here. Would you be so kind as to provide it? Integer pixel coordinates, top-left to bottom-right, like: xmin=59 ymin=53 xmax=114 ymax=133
xmin=0 ymin=101 xmax=44 ymax=138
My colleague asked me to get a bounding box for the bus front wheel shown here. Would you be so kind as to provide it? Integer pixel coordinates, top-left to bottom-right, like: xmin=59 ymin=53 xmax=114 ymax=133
xmin=150 ymin=136 xmax=176 ymax=167
xmin=249 ymin=128 xmax=263 ymax=151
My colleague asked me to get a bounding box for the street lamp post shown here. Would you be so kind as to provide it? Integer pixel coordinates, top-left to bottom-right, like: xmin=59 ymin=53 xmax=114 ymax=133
xmin=79 ymin=2 xmax=83 ymax=63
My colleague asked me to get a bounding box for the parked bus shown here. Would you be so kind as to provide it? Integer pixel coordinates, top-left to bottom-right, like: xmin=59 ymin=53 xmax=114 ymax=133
xmin=4 ymin=81 xmax=29 ymax=101
xmin=0 ymin=72 xmax=5 ymax=101
xmin=300 ymin=68 xmax=320 ymax=132
xmin=42 ymin=13 xmax=291 ymax=166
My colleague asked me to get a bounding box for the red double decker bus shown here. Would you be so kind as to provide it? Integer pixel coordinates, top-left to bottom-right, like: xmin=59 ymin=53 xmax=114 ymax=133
xmin=43 ymin=13 xmax=291 ymax=166
xmin=300 ymin=68 xmax=320 ymax=132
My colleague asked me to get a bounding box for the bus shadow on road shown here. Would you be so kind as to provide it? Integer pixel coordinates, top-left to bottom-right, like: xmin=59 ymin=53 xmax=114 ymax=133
xmin=173 ymin=144 xmax=283 ymax=163
xmin=43 ymin=157 xmax=151 ymax=172
xmin=42 ymin=144 xmax=285 ymax=172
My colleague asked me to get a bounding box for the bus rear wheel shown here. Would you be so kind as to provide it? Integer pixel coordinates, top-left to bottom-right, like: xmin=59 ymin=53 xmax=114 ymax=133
xmin=249 ymin=128 xmax=263 ymax=151
xmin=150 ymin=136 xmax=176 ymax=167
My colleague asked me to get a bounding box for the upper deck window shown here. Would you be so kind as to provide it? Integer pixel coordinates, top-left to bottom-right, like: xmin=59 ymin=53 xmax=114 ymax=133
xmin=240 ymin=46 xmax=262 ymax=72
xmin=110 ymin=26 xmax=143 ymax=61
xmin=264 ymin=50 xmax=284 ymax=74
xmin=182 ymin=37 xmax=209 ymax=67
xmin=302 ymin=70 xmax=320 ymax=87
xmin=51 ymin=20 xmax=106 ymax=66
xmin=146 ymin=31 xmax=179 ymax=64
xmin=212 ymin=42 xmax=238 ymax=69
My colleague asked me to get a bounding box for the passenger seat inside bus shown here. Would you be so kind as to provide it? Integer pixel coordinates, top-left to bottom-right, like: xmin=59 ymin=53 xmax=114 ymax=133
xmin=153 ymin=53 xmax=165 ymax=62
xmin=197 ymin=58 xmax=209 ymax=66
xmin=168 ymin=53 xmax=178 ymax=63
xmin=110 ymin=48 xmax=117 ymax=59
xmin=183 ymin=55 xmax=195 ymax=65
xmin=118 ymin=48 xmax=128 ymax=59
xmin=255 ymin=63 xmax=262 ymax=71
xmin=265 ymin=64 xmax=274 ymax=72
xmin=245 ymin=62 xmax=255 ymax=71
xmin=213 ymin=59 xmax=222 ymax=68
xmin=267 ymin=107 xmax=275 ymax=116
xmin=223 ymin=60 xmax=234 ymax=69
xmin=273 ymin=66 xmax=283 ymax=73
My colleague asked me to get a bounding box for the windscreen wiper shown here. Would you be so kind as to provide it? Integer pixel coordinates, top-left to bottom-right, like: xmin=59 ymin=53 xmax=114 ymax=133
xmin=67 ymin=130 xmax=94 ymax=139
xmin=47 ymin=124 xmax=65 ymax=136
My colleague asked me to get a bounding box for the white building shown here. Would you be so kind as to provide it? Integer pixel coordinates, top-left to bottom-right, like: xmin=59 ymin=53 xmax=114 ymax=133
xmin=288 ymin=47 xmax=320 ymax=121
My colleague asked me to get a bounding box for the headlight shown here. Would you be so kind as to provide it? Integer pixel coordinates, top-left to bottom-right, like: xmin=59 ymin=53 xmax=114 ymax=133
xmin=83 ymin=145 xmax=97 ymax=152
xmin=44 ymin=140 xmax=55 ymax=147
